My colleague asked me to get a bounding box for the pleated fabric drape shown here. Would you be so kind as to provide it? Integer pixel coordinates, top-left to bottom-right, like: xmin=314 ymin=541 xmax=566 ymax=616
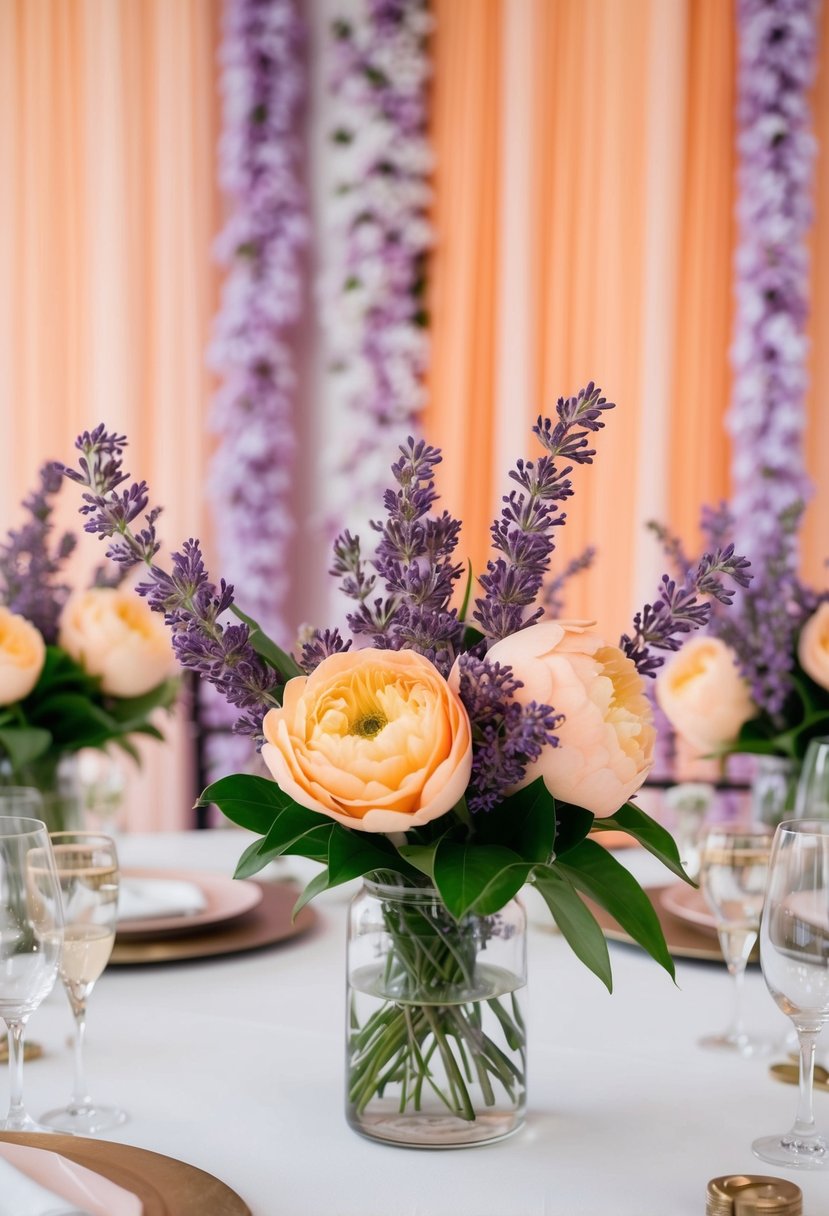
xmin=0 ymin=0 xmax=221 ymax=829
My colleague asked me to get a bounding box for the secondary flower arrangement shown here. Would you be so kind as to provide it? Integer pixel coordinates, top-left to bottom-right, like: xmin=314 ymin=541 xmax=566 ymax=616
xmin=58 ymin=389 xmax=748 ymax=1140
xmin=654 ymin=502 xmax=829 ymax=763
xmin=0 ymin=464 xmax=178 ymax=826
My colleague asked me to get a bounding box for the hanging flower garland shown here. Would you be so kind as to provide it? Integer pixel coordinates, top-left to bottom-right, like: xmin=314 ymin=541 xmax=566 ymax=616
xmin=321 ymin=0 xmax=433 ymax=537
xmin=727 ymin=0 xmax=820 ymax=561
xmin=204 ymin=0 xmax=308 ymax=780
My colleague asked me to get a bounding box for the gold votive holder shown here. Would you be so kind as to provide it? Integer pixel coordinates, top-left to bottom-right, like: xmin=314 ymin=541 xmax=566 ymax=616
xmin=707 ymin=1175 xmax=802 ymax=1216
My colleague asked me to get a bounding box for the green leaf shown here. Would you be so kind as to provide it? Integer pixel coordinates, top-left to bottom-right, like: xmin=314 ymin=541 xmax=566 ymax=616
xmin=26 ymin=693 xmax=117 ymax=748
xmin=230 ymin=604 xmax=302 ymax=680
xmin=0 ymin=726 xmax=53 ymax=772
xmin=397 ymin=841 xmax=439 ymax=880
xmin=258 ymin=805 xmax=336 ymax=864
xmin=552 ymin=803 xmax=595 ymax=856
xmin=104 ymin=678 xmax=179 ymax=725
xmin=198 ymin=774 xmax=294 ymax=835
xmin=292 ymin=869 xmax=330 ymax=918
xmin=327 ymin=829 xmax=417 ymax=886
xmin=433 ymin=841 xmax=531 ymax=920
xmin=594 ymin=803 xmax=690 ymax=884
xmin=475 ymin=778 xmax=556 ymax=864
xmin=461 ymin=624 xmax=486 ymax=650
xmin=234 ymin=838 xmax=275 ymax=879
xmin=458 ymin=559 xmax=474 ymax=623
xmin=556 ymin=839 xmax=675 ymax=979
xmin=531 ymin=865 xmax=612 ymax=991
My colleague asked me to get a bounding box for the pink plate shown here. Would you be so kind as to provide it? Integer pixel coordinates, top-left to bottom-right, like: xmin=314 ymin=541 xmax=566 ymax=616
xmin=659 ymin=882 xmax=718 ymax=935
xmin=0 ymin=1142 xmax=143 ymax=1216
xmin=116 ymin=868 xmax=263 ymax=939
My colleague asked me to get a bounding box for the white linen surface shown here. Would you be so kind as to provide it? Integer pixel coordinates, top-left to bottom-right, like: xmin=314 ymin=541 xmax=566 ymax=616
xmin=116 ymin=878 xmax=207 ymax=923
xmin=12 ymin=830 xmax=829 ymax=1216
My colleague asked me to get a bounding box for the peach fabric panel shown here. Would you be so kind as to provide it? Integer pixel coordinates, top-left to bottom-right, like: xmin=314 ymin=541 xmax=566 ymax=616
xmin=667 ymin=0 xmax=735 ymax=553
xmin=0 ymin=0 xmax=221 ymax=830
xmin=423 ymin=0 xmax=503 ymax=582
xmin=804 ymin=6 xmax=829 ymax=584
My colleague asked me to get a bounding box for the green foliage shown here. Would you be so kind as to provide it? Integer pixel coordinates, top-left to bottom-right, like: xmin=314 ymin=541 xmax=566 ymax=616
xmin=229 ymin=604 xmax=302 ymax=683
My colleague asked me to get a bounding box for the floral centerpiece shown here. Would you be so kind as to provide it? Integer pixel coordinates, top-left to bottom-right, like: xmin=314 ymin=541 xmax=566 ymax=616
xmin=57 ymin=389 xmax=748 ymax=1144
xmin=0 ymin=464 xmax=179 ymax=829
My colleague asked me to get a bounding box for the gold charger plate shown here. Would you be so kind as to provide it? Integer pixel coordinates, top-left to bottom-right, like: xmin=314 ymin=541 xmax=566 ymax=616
xmin=0 ymin=1132 xmax=251 ymax=1215
xmin=111 ymin=880 xmax=318 ymax=965
xmin=585 ymin=885 xmax=745 ymax=963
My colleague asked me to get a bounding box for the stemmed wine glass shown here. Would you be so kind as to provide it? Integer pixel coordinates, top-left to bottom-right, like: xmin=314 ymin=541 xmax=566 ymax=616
xmin=794 ymin=737 xmax=829 ymax=820
xmin=0 ymin=815 xmax=63 ymax=1131
xmin=698 ymin=825 xmax=773 ymax=1055
xmin=753 ymin=819 xmax=829 ymax=1169
xmin=40 ymin=831 xmax=127 ymax=1134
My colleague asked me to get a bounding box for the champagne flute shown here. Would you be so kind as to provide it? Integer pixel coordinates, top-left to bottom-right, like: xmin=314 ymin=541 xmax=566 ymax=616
xmin=0 ymin=815 xmax=63 ymax=1131
xmin=698 ymin=825 xmax=773 ymax=1055
xmin=40 ymin=831 xmax=126 ymax=1134
xmin=753 ymin=819 xmax=829 ymax=1169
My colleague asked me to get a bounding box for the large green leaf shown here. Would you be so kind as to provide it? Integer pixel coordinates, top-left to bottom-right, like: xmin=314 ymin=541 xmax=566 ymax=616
xmin=0 ymin=725 xmax=53 ymax=771
xmin=26 ymin=693 xmax=117 ymax=748
xmin=552 ymin=802 xmax=595 ymax=856
xmin=257 ymin=804 xmax=336 ymax=864
xmin=198 ymin=773 xmax=294 ymax=835
xmin=230 ymin=604 xmax=302 ymax=681
xmin=327 ymin=828 xmax=416 ymax=886
xmin=475 ymin=778 xmax=556 ymax=864
xmin=234 ymin=838 xmax=275 ymax=879
xmin=433 ymin=841 xmax=532 ymax=920
xmin=556 ymin=839 xmax=675 ymax=978
xmin=104 ymin=678 xmax=179 ymax=725
xmin=593 ymin=802 xmax=690 ymax=884
xmin=531 ymin=864 xmax=612 ymax=991
xmin=292 ymin=869 xmax=331 ymax=918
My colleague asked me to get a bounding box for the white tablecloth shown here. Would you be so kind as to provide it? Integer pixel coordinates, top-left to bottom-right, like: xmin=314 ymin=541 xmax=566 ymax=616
xmin=10 ymin=830 xmax=829 ymax=1216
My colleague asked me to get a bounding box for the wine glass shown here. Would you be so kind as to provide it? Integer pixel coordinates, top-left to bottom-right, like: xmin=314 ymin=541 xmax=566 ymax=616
xmin=753 ymin=819 xmax=829 ymax=1169
xmin=0 ymin=815 xmax=63 ymax=1131
xmin=40 ymin=831 xmax=126 ymax=1134
xmin=698 ymin=825 xmax=773 ymax=1055
xmin=794 ymin=738 xmax=829 ymax=819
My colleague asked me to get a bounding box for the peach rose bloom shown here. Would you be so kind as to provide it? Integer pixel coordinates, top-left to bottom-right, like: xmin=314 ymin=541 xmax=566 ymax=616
xmin=798 ymin=603 xmax=829 ymax=692
xmin=483 ymin=620 xmax=655 ymax=818
xmin=261 ymin=648 xmax=472 ymax=833
xmin=0 ymin=607 xmax=46 ymax=705
xmin=655 ymin=635 xmax=755 ymax=755
xmin=60 ymin=588 xmax=174 ymax=697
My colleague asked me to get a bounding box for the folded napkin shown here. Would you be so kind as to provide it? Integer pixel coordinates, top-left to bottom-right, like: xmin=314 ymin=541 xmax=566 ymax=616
xmin=117 ymin=877 xmax=207 ymax=923
xmin=0 ymin=1154 xmax=92 ymax=1216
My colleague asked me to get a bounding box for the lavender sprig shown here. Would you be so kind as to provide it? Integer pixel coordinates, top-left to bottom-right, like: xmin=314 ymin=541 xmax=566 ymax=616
xmin=621 ymin=547 xmax=752 ymax=679
xmin=56 ymin=429 xmax=281 ymax=734
xmin=475 ymin=383 xmax=614 ymax=640
xmin=455 ymin=655 xmax=562 ymax=814
xmin=0 ymin=464 xmax=76 ymax=643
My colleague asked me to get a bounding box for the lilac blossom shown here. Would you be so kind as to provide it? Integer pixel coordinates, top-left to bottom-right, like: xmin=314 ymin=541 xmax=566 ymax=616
xmin=475 ymin=383 xmax=614 ymax=640
xmin=321 ymin=0 xmax=433 ymax=541
xmin=0 ymin=464 xmax=76 ymax=644
xmin=454 ymin=655 xmax=562 ymax=815
xmin=727 ymin=0 xmax=820 ymax=564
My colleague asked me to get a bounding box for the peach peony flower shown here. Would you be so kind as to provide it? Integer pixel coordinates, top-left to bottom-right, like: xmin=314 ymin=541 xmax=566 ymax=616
xmin=482 ymin=620 xmax=655 ymax=817
xmin=655 ymin=635 xmax=756 ymax=755
xmin=798 ymin=603 xmax=829 ymax=692
xmin=60 ymin=588 xmax=174 ymax=697
xmin=0 ymin=607 xmax=46 ymax=706
xmin=261 ymin=648 xmax=472 ymax=833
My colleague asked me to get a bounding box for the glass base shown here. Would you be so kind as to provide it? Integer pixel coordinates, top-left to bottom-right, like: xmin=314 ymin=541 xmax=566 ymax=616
xmin=348 ymin=1105 xmax=524 ymax=1149
xmin=40 ymin=1102 xmax=128 ymax=1136
xmin=0 ymin=1112 xmax=58 ymax=1134
xmin=698 ymin=1030 xmax=775 ymax=1058
xmin=753 ymin=1130 xmax=829 ymax=1170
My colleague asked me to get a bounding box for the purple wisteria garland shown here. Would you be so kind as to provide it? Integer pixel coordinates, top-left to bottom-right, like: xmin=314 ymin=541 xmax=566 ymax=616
xmin=321 ymin=0 xmax=433 ymax=540
xmin=727 ymin=0 xmax=820 ymax=562
xmin=208 ymin=0 xmax=308 ymax=645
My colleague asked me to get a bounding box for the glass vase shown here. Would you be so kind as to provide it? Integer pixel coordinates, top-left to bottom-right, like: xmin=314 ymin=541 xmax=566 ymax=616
xmin=751 ymin=755 xmax=800 ymax=829
xmin=346 ymin=879 xmax=527 ymax=1148
xmin=0 ymin=755 xmax=83 ymax=834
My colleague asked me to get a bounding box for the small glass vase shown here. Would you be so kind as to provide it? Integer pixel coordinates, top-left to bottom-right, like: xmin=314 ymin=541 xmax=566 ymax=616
xmin=0 ymin=755 xmax=84 ymax=834
xmin=751 ymin=755 xmax=800 ymax=829
xmin=346 ymin=879 xmax=527 ymax=1149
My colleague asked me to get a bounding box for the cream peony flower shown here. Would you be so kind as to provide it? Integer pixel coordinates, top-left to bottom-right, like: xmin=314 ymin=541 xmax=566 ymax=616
xmin=798 ymin=603 xmax=829 ymax=692
xmin=59 ymin=588 xmax=174 ymax=697
xmin=0 ymin=607 xmax=46 ymax=706
xmin=655 ymin=635 xmax=756 ymax=755
xmin=483 ymin=620 xmax=655 ymax=818
xmin=261 ymin=648 xmax=472 ymax=833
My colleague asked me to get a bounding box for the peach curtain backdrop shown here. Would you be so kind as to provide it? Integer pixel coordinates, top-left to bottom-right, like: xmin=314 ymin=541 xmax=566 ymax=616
xmin=0 ymin=0 xmax=221 ymax=829
xmin=426 ymin=0 xmax=828 ymax=639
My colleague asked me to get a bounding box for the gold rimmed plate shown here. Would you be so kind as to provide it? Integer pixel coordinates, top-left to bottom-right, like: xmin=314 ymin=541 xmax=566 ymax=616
xmin=585 ymin=886 xmax=734 ymax=963
xmin=116 ymin=869 xmax=264 ymax=940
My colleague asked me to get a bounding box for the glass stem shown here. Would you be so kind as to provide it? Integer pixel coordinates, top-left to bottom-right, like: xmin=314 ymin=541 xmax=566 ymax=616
xmin=71 ymin=1003 xmax=91 ymax=1111
xmin=5 ymin=1018 xmax=29 ymax=1129
xmin=793 ymin=1027 xmax=820 ymax=1138
xmin=726 ymin=959 xmax=747 ymax=1042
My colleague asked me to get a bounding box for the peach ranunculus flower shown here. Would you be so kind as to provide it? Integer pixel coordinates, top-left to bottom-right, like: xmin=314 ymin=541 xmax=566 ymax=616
xmin=59 ymin=588 xmax=175 ymax=697
xmin=482 ymin=620 xmax=655 ymax=818
xmin=0 ymin=607 xmax=46 ymax=706
xmin=655 ymin=635 xmax=756 ymax=755
xmin=261 ymin=648 xmax=472 ymax=833
xmin=798 ymin=603 xmax=829 ymax=692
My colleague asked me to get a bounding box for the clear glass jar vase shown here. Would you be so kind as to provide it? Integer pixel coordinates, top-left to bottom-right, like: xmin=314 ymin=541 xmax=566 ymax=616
xmin=346 ymin=879 xmax=527 ymax=1148
xmin=751 ymin=755 xmax=800 ymax=829
xmin=0 ymin=754 xmax=83 ymax=833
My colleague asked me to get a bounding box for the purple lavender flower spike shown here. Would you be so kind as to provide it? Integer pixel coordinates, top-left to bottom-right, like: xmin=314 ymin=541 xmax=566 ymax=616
xmin=0 ymin=464 xmax=76 ymax=643
xmin=299 ymin=628 xmax=352 ymax=674
xmin=543 ymin=546 xmax=596 ymax=618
